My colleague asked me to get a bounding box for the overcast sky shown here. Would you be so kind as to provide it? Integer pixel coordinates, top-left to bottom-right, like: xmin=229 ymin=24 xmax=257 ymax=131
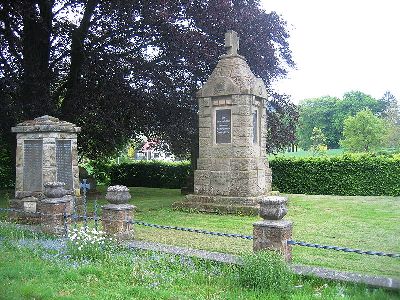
xmin=260 ymin=0 xmax=400 ymax=104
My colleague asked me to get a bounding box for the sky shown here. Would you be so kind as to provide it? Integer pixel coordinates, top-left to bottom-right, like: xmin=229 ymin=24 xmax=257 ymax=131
xmin=260 ymin=0 xmax=400 ymax=104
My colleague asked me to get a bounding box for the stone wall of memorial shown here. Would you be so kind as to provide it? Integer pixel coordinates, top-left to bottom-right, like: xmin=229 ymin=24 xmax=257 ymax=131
xmin=12 ymin=115 xmax=81 ymax=199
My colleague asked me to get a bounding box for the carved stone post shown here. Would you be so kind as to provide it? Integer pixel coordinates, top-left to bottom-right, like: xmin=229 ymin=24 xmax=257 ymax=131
xmin=40 ymin=182 xmax=72 ymax=235
xmin=253 ymin=196 xmax=293 ymax=262
xmin=101 ymin=185 xmax=135 ymax=239
xmin=102 ymin=204 xmax=135 ymax=239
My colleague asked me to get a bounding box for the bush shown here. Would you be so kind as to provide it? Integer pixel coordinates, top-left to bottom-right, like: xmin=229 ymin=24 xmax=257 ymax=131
xmin=108 ymin=160 xmax=191 ymax=189
xmin=270 ymin=153 xmax=400 ymax=196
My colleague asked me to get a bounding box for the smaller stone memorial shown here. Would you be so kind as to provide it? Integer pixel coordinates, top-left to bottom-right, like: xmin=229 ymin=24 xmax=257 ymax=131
xmin=10 ymin=115 xmax=81 ymax=220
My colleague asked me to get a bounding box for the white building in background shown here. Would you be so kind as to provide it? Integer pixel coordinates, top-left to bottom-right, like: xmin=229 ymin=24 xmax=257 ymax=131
xmin=134 ymin=140 xmax=175 ymax=161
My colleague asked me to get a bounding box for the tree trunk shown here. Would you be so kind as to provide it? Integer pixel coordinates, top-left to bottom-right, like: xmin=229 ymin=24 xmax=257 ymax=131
xmin=21 ymin=1 xmax=54 ymax=119
xmin=61 ymin=0 xmax=98 ymax=120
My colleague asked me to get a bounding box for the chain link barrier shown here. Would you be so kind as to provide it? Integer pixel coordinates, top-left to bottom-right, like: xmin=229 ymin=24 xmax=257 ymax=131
xmin=129 ymin=220 xmax=254 ymax=240
xmin=2 ymin=207 xmax=399 ymax=258
xmin=287 ymin=240 xmax=400 ymax=258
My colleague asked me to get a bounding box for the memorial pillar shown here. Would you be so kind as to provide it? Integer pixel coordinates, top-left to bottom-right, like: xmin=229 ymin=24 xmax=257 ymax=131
xmin=174 ymin=30 xmax=272 ymax=215
xmin=10 ymin=115 xmax=81 ymax=222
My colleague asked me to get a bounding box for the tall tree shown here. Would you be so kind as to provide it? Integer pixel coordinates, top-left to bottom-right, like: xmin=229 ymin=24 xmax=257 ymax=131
xmin=296 ymin=91 xmax=387 ymax=149
xmin=340 ymin=109 xmax=387 ymax=152
xmin=0 ymin=0 xmax=297 ymax=162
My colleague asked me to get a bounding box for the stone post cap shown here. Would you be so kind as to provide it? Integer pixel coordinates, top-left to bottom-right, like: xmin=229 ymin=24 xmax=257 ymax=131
xmin=253 ymin=219 xmax=293 ymax=228
xmin=11 ymin=115 xmax=81 ymax=133
xmin=102 ymin=204 xmax=136 ymax=211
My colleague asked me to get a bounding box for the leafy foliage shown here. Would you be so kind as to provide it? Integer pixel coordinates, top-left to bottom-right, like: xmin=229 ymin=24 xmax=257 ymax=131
xmin=340 ymin=109 xmax=387 ymax=152
xmin=270 ymin=154 xmax=400 ymax=196
xmin=0 ymin=0 xmax=297 ymax=163
xmin=297 ymin=91 xmax=389 ymax=149
xmin=108 ymin=160 xmax=191 ymax=189
xmin=310 ymin=127 xmax=327 ymax=155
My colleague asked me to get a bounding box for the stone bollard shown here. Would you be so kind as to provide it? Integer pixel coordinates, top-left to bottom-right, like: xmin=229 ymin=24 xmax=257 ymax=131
xmin=102 ymin=204 xmax=135 ymax=239
xmin=40 ymin=182 xmax=72 ymax=235
xmin=40 ymin=198 xmax=71 ymax=235
xmin=102 ymin=185 xmax=135 ymax=239
xmin=253 ymin=196 xmax=293 ymax=262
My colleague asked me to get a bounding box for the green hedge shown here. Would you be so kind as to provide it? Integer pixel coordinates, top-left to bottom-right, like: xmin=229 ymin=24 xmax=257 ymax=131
xmin=269 ymin=154 xmax=400 ymax=196
xmin=108 ymin=160 xmax=190 ymax=189
xmin=93 ymin=154 xmax=400 ymax=196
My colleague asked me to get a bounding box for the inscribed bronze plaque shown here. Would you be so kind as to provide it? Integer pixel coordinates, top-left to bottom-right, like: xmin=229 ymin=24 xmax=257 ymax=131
xmin=56 ymin=140 xmax=73 ymax=189
xmin=23 ymin=140 xmax=43 ymax=191
xmin=216 ymin=109 xmax=231 ymax=144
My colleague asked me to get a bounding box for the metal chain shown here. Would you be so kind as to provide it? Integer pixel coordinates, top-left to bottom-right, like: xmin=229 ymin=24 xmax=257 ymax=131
xmin=130 ymin=220 xmax=254 ymax=240
xmin=287 ymin=240 xmax=400 ymax=258
xmin=2 ymin=207 xmax=399 ymax=258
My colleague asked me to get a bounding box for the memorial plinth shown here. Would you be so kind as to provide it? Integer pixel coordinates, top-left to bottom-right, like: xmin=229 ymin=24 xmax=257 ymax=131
xmin=174 ymin=31 xmax=272 ymax=215
xmin=10 ymin=115 xmax=81 ymax=218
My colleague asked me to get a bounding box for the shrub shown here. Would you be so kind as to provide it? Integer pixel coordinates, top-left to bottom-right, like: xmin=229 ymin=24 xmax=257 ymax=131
xmin=108 ymin=160 xmax=190 ymax=189
xmin=270 ymin=153 xmax=400 ymax=196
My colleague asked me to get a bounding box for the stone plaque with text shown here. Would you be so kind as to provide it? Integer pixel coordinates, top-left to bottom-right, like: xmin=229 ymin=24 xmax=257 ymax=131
xmin=216 ymin=109 xmax=231 ymax=144
xmin=56 ymin=140 xmax=73 ymax=189
xmin=23 ymin=140 xmax=43 ymax=191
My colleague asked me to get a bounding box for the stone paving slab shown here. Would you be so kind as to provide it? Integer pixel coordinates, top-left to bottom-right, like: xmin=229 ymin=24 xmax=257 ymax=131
xmin=127 ymin=240 xmax=400 ymax=290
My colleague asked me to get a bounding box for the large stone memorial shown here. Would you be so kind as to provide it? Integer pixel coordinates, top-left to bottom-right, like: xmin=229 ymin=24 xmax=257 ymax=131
xmin=10 ymin=115 xmax=81 ymax=217
xmin=175 ymin=30 xmax=272 ymax=215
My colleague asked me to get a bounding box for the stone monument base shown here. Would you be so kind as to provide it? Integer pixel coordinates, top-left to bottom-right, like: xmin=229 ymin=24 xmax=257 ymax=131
xmin=9 ymin=197 xmax=41 ymax=224
xmin=173 ymin=194 xmax=266 ymax=216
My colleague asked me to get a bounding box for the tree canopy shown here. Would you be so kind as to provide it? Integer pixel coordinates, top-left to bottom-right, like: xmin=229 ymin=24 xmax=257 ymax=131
xmin=340 ymin=109 xmax=387 ymax=152
xmin=296 ymin=91 xmax=389 ymax=150
xmin=0 ymin=0 xmax=297 ymax=160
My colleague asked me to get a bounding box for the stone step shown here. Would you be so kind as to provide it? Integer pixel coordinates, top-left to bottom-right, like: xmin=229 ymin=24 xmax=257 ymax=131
xmin=173 ymin=201 xmax=258 ymax=216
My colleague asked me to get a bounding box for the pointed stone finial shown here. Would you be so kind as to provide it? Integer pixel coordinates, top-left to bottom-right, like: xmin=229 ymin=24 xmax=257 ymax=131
xmin=225 ymin=30 xmax=239 ymax=56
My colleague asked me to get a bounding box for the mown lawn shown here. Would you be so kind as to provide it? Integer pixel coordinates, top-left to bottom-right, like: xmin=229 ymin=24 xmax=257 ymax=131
xmin=0 ymin=223 xmax=398 ymax=300
xmin=1 ymin=187 xmax=399 ymax=279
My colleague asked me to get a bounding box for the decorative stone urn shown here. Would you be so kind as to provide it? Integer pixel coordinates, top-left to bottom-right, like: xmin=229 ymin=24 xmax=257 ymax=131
xmin=105 ymin=185 xmax=131 ymax=204
xmin=259 ymin=196 xmax=288 ymax=220
xmin=44 ymin=182 xmax=68 ymax=198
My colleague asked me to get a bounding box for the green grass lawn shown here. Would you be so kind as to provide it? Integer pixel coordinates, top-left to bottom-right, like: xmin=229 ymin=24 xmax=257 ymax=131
xmin=0 ymin=223 xmax=398 ymax=300
xmin=1 ymin=187 xmax=399 ymax=279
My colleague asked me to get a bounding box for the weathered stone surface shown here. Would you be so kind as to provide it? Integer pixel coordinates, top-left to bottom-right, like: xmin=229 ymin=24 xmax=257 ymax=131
xmin=176 ymin=31 xmax=271 ymax=216
xmin=253 ymin=220 xmax=293 ymax=262
xmin=39 ymin=197 xmax=72 ymax=235
xmin=102 ymin=204 xmax=135 ymax=239
xmin=12 ymin=115 xmax=80 ymax=199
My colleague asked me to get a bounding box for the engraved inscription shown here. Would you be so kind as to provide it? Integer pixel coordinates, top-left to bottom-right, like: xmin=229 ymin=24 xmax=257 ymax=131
xmin=23 ymin=140 xmax=43 ymax=191
xmin=56 ymin=140 xmax=73 ymax=189
xmin=216 ymin=109 xmax=231 ymax=144
xmin=253 ymin=110 xmax=258 ymax=144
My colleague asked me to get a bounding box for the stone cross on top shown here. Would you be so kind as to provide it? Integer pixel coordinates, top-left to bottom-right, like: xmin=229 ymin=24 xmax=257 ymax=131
xmin=225 ymin=30 xmax=239 ymax=56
